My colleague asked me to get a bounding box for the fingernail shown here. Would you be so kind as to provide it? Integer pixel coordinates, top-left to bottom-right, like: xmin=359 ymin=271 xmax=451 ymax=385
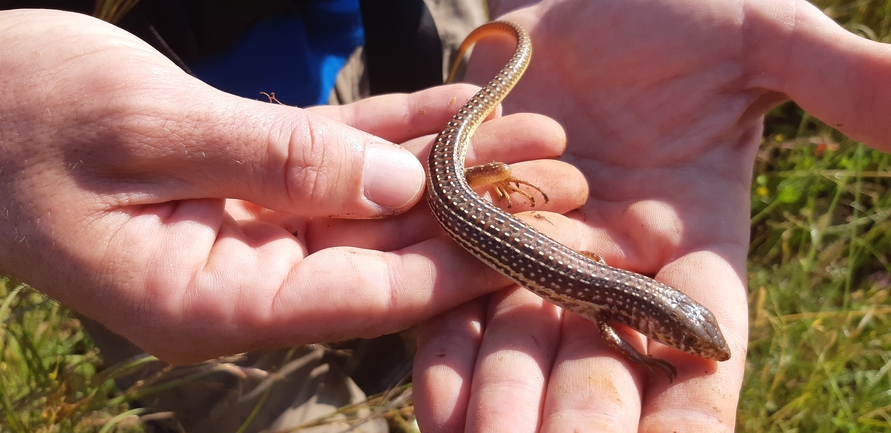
xmin=363 ymin=142 xmax=425 ymax=210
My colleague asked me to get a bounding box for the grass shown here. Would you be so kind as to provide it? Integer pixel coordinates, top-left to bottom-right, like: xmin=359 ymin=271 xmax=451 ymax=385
xmin=743 ymin=128 xmax=891 ymax=431
xmin=0 ymin=281 xmax=142 ymax=432
xmin=739 ymin=2 xmax=891 ymax=430
xmin=3 ymin=0 xmax=891 ymax=431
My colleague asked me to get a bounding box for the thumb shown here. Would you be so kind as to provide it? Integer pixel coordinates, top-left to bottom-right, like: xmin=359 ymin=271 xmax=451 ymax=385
xmin=100 ymin=93 xmax=427 ymax=217
xmin=199 ymin=99 xmax=428 ymax=216
xmin=4 ymin=9 xmax=427 ymax=218
xmin=208 ymin=86 xmax=491 ymax=216
xmin=168 ymin=85 xmax=488 ymax=217
xmin=747 ymin=0 xmax=891 ymax=150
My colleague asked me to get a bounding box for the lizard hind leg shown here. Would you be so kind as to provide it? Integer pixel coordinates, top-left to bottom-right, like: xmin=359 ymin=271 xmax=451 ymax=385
xmin=597 ymin=320 xmax=678 ymax=382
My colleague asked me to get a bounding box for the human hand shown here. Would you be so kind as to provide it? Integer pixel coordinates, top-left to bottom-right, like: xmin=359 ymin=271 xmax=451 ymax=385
xmin=415 ymin=1 xmax=891 ymax=431
xmin=0 ymin=9 xmax=585 ymax=363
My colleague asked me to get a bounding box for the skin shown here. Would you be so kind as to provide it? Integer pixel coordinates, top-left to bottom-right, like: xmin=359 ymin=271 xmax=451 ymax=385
xmin=414 ymin=0 xmax=891 ymax=432
xmin=0 ymin=9 xmax=586 ymax=363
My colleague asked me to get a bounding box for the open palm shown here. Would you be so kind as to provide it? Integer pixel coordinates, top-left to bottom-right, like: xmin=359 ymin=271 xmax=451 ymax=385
xmin=414 ymin=0 xmax=891 ymax=431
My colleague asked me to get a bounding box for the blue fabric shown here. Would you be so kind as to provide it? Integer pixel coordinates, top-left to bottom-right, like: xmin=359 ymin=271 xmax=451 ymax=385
xmin=187 ymin=0 xmax=364 ymax=107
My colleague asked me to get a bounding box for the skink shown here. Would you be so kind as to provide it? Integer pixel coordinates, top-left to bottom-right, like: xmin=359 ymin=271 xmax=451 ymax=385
xmin=426 ymin=21 xmax=730 ymax=381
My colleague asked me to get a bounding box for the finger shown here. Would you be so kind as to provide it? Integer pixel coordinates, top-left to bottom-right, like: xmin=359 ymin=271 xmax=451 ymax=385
xmin=463 ymin=287 xmax=563 ymax=433
xmin=746 ymin=0 xmax=891 ymax=150
xmin=414 ymin=299 xmax=487 ymax=433
xmin=397 ymin=112 xmax=567 ymax=162
xmin=541 ymin=313 xmax=644 ymax=432
xmin=93 ymin=209 xmax=514 ymax=363
xmin=92 ymin=91 xmax=428 ymax=217
xmin=181 ymin=86 xmax=509 ymax=216
xmin=639 ymin=250 xmax=746 ymax=431
xmin=193 ymin=85 xmax=507 ymax=217
xmin=308 ymin=84 xmax=492 ymax=144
